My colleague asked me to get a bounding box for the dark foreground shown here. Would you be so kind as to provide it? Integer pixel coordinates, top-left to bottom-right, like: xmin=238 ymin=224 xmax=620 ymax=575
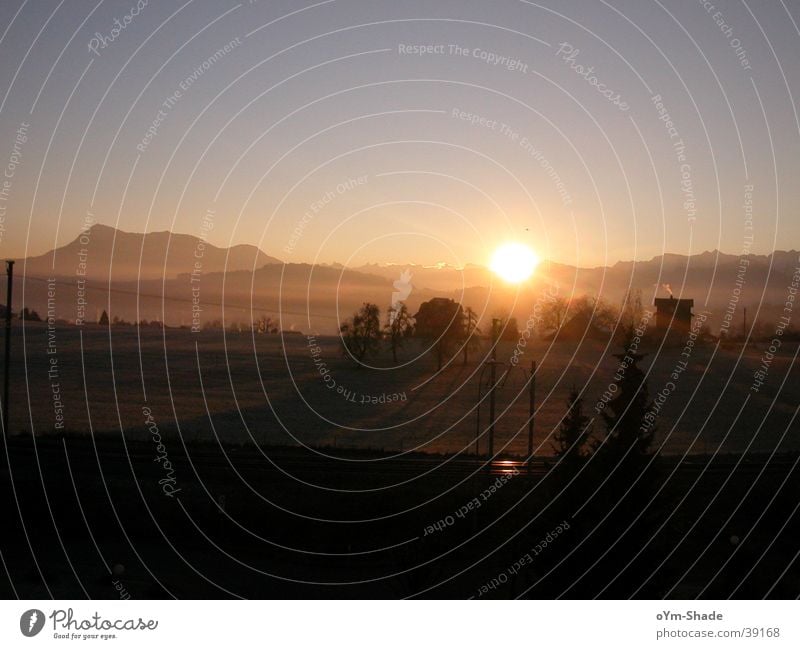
xmin=1 ymin=435 xmax=798 ymax=599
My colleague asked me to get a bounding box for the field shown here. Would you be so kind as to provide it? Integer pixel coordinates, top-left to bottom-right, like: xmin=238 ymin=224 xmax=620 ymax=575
xmin=2 ymin=321 xmax=799 ymax=598
xmin=7 ymin=321 xmax=799 ymax=457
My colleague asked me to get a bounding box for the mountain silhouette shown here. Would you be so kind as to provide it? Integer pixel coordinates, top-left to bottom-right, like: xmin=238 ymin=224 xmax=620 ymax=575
xmin=21 ymin=224 xmax=281 ymax=281
xmin=11 ymin=225 xmax=799 ymax=333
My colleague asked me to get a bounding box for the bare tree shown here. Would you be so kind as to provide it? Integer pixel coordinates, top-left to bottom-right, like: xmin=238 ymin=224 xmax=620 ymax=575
xmin=620 ymin=288 xmax=644 ymax=330
xmin=540 ymin=295 xmax=569 ymax=334
xmin=583 ymin=296 xmax=618 ymax=331
xmin=544 ymin=294 xmax=618 ymax=334
xmin=384 ymin=302 xmax=414 ymax=363
xmin=254 ymin=314 xmax=276 ymax=334
xmin=340 ymin=303 xmax=381 ymax=365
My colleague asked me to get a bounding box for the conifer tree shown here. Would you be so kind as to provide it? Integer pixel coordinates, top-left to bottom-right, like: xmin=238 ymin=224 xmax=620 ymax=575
xmin=598 ymin=334 xmax=655 ymax=462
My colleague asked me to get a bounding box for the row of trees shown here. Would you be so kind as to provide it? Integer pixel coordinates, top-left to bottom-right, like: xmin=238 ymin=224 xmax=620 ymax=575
xmin=538 ymin=290 xmax=643 ymax=336
xmin=338 ymin=291 xmax=640 ymax=370
xmin=340 ymin=303 xmax=415 ymax=364
xmin=3 ymin=307 xmax=169 ymax=328
xmin=338 ymin=292 xmax=650 ymax=369
xmin=339 ymin=299 xmax=486 ymax=368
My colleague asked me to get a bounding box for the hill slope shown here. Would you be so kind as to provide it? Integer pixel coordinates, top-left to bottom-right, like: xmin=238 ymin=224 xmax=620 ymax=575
xmin=22 ymin=224 xmax=281 ymax=281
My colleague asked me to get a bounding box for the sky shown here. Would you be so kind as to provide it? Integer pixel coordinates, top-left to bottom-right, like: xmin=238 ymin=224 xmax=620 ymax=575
xmin=0 ymin=0 xmax=798 ymax=268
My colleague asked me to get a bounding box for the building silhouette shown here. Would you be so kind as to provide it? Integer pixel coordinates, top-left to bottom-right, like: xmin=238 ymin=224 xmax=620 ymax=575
xmin=654 ymin=295 xmax=693 ymax=335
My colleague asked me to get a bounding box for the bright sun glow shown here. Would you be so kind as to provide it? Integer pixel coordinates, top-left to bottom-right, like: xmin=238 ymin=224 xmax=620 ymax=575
xmin=490 ymin=242 xmax=539 ymax=283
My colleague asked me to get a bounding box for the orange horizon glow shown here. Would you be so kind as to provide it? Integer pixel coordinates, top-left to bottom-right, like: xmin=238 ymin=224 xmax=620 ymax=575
xmin=489 ymin=242 xmax=540 ymax=284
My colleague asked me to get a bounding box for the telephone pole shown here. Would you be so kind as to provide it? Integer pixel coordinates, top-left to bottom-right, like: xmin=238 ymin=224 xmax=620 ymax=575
xmin=487 ymin=318 xmax=501 ymax=459
xmin=3 ymin=260 xmax=14 ymax=437
xmin=474 ymin=319 xmax=505 ymax=461
xmin=527 ymin=360 xmax=536 ymax=473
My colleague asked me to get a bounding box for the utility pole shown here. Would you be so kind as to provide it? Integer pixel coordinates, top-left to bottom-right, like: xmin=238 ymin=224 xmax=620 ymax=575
xmin=528 ymin=360 xmax=536 ymax=473
xmin=3 ymin=260 xmax=13 ymax=437
xmin=487 ymin=318 xmax=501 ymax=460
xmin=463 ymin=307 xmax=472 ymax=365
xmin=474 ymin=319 xmax=504 ymax=461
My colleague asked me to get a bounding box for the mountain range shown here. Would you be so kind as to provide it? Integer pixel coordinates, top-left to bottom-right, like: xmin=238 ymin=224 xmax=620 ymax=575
xmin=21 ymin=224 xmax=280 ymax=282
xmin=10 ymin=224 xmax=800 ymax=334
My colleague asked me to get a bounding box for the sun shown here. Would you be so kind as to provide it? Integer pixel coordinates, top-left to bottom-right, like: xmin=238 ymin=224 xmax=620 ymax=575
xmin=490 ymin=242 xmax=539 ymax=283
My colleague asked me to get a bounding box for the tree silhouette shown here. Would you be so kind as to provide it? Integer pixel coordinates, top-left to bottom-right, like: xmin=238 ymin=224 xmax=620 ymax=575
xmin=496 ymin=315 xmax=520 ymax=341
xmin=597 ymin=334 xmax=655 ymax=463
xmin=540 ymin=295 xmax=569 ymax=334
xmin=572 ymin=334 xmax=662 ymax=598
xmin=340 ymin=303 xmax=381 ymax=365
xmin=620 ymin=288 xmax=644 ymax=330
xmin=413 ymin=298 xmax=464 ymax=371
xmin=98 ymin=309 xmax=109 ymax=325
xmin=21 ymin=307 xmax=41 ymax=321
xmin=254 ymin=314 xmax=276 ymax=334
xmin=384 ymin=302 xmax=413 ymax=363
xmin=552 ymin=387 xmax=592 ymax=469
xmin=542 ymin=295 xmax=618 ymax=339
xmin=565 ymin=295 xmax=617 ymax=332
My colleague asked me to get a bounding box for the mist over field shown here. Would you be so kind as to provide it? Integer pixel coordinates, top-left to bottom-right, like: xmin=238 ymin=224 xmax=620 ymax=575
xmin=9 ymin=322 xmax=799 ymax=458
xmin=2 ymin=0 xmax=800 ymax=605
xmin=13 ymin=224 xmax=800 ymax=335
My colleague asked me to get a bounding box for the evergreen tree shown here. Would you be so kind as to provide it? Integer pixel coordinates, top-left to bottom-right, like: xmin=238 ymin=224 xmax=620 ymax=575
xmin=576 ymin=334 xmax=663 ymax=597
xmin=552 ymin=387 xmax=592 ymax=468
xmin=598 ymin=334 xmax=655 ymax=463
xmin=598 ymin=328 xmax=656 ymax=475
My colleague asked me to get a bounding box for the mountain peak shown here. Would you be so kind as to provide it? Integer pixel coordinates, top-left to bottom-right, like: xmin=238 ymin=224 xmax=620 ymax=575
xmin=25 ymin=223 xmax=281 ymax=281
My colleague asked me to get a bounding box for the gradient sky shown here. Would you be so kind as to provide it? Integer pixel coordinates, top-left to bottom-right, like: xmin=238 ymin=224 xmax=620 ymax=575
xmin=0 ymin=0 xmax=798 ymax=268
